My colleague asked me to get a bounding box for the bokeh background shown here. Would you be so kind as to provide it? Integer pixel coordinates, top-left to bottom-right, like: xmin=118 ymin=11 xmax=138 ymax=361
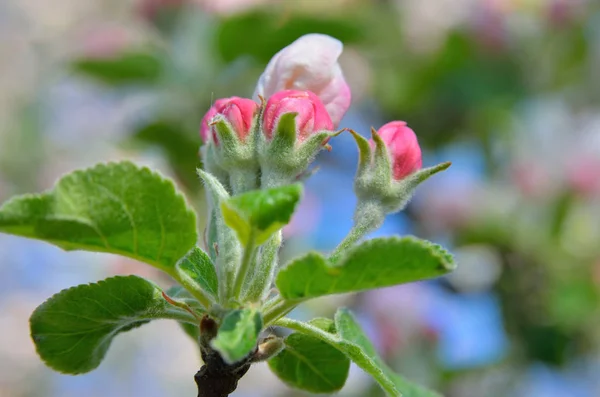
xmin=1 ymin=0 xmax=600 ymax=396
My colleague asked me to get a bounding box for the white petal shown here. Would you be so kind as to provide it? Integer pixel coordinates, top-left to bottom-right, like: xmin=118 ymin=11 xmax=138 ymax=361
xmin=253 ymin=34 xmax=351 ymax=127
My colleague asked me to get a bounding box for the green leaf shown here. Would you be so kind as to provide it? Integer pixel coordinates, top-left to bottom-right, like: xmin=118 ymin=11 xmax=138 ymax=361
xmin=268 ymin=318 xmax=350 ymax=393
xmin=335 ymin=309 xmax=441 ymax=397
xmin=276 ymin=311 xmax=441 ymax=397
xmin=216 ymin=11 xmax=364 ymax=63
xmin=0 ymin=161 xmax=198 ymax=273
xmin=221 ymin=184 xmax=302 ymax=246
xmin=72 ymin=50 xmax=162 ymax=85
xmin=211 ymin=308 xmax=263 ymax=363
xmin=30 ymin=276 xmax=197 ymax=374
xmin=129 ymin=120 xmax=202 ymax=191
xmin=175 ymin=247 xmax=218 ymax=304
xmin=277 ymin=237 xmax=455 ymax=300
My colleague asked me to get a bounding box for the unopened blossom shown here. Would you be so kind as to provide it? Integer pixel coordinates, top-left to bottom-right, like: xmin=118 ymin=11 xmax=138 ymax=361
xmin=200 ymin=97 xmax=258 ymax=145
xmin=81 ymin=27 xmax=130 ymax=59
xmin=567 ymin=155 xmax=600 ymax=197
xmin=263 ymin=90 xmax=333 ymax=141
xmin=254 ymin=34 xmax=351 ymax=127
xmin=373 ymin=121 xmax=422 ymax=180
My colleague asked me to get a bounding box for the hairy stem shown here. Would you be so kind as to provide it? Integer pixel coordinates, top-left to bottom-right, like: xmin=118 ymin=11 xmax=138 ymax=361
xmin=241 ymin=231 xmax=282 ymax=303
xmin=232 ymin=231 xmax=257 ymax=300
xmin=274 ymin=317 xmax=336 ymax=342
xmin=329 ymin=200 xmax=385 ymax=263
xmin=262 ymin=296 xmax=300 ymax=325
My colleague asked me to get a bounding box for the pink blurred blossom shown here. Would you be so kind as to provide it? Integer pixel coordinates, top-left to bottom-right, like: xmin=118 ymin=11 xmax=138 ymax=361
xmin=510 ymin=161 xmax=553 ymax=198
xmin=199 ymin=0 xmax=270 ymax=16
xmin=80 ymin=27 xmax=131 ymax=58
xmin=566 ymin=155 xmax=600 ymax=197
xmin=471 ymin=0 xmax=509 ymax=51
xmin=137 ymin=0 xmax=188 ymax=21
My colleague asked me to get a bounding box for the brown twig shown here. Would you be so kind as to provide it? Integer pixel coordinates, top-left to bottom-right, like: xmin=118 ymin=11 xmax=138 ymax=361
xmin=195 ymin=316 xmax=254 ymax=397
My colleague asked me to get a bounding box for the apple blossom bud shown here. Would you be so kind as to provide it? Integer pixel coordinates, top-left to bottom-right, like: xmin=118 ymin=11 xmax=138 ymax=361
xmin=372 ymin=121 xmax=422 ymax=180
xmin=347 ymin=123 xmax=448 ymax=230
xmin=263 ymin=90 xmax=334 ymax=141
xmin=200 ymin=97 xmax=258 ymax=145
xmin=254 ymin=34 xmax=351 ymax=127
xmin=566 ymin=155 xmax=600 ymax=197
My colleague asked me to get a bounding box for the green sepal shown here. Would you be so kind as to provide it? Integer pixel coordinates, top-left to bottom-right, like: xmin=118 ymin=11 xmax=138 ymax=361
xmin=212 ymin=118 xmax=240 ymax=149
xmin=277 ymin=237 xmax=456 ymax=300
xmin=371 ymin=127 xmax=393 ymax=182
xmin=211 ymin=308 xmax=263 ymax=363
xmin=379 ymin=161 xmax=451 ymax=214
xmin=392 ymin=162 xmax=452 ymax=196
xmin=208 ymin=115 xmax=260 ymax=194
xmin=269 ymin=111 xmax=298 ymax=150
xmin=349 ymin=129 xmax=371 ymax=176
xmin=259 ymin=111 xmax=338 ymax=188
xmin=200 ymin=145 xmax=231 ymax=195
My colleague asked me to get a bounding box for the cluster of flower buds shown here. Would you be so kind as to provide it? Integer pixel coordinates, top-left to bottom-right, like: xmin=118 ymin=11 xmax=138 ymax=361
xmin=200 ymin=34 xmax=351 ymax=191
xmin=199 ymin=33 xmax=449 ymax=263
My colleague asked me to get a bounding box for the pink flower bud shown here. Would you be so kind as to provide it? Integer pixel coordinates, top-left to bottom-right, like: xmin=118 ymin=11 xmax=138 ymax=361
xmin=81 ymin=26 xmax=130 ymax=59
xmin=374 ymin=121 xmax=422 ymax=180
xmin=200 ymin=97 xmax=258 ymax=145
xmin=567 ymin=155 xmax=600 ymax=197
xmin=254 ymin=34 xmax=351 ymax=128
xmin=263 ymin=90 xmax=334 ymax=141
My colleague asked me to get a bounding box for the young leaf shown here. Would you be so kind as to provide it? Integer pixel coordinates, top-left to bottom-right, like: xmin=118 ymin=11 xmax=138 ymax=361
xmin=334 ymin=309 xmax=441 ymax=397
xmin=277 ymin=237 xmax=455 ymax=300
xmin=220 ymin=184 xmax=302 ymax=246
xmin=30 ymin=276 xmax=197 ymax=375
xmin=268 ymin=319 xmax=350 ymax=393
xmin=211 ymin=308 xmax=263 ymax=363
xmin=0 ymin=161 xmax=197 ymax=273
xmin=175 ymin=247 xmax=219 ymax=305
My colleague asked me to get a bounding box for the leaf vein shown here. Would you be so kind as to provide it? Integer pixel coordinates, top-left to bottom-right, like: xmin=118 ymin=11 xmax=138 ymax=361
xmin=91 ymin=181 xmax=138 ymax=256
xmin=284 ymin=345 xmax=336 ymax=388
